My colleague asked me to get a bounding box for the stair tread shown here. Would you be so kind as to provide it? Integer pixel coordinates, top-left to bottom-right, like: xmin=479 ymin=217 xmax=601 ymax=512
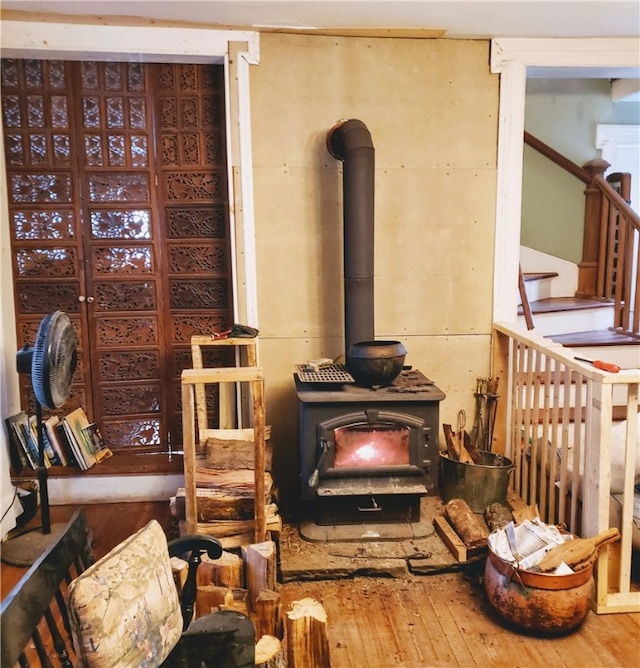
xmin=522 ymin=271 xmax=559 ymax=282
xmin=519 ymin=296 xmax=614 ymax=315
xmin=547 ymin=329 xmax=640 ymax=347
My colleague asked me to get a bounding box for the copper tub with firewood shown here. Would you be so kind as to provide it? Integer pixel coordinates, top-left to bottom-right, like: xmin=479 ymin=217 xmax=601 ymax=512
xmin=484 ymin=544 xmax=595 ymax=635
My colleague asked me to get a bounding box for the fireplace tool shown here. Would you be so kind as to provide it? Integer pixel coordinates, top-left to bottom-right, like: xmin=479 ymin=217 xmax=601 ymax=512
xmin=471 ymin=376 xmax=500 ymax=452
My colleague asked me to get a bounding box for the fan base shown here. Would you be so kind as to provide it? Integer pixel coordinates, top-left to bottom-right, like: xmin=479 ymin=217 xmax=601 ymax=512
xmin=1 ymin=523 xmax=69 ymax=566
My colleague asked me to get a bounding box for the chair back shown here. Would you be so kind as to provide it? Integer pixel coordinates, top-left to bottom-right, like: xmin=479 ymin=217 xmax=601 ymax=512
xmin=1 ymin=510 xmax=94 ymax=667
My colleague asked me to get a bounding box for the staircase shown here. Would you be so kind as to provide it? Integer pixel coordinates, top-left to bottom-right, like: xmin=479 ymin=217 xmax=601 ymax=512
xmin=518 ymin=132 xmax=640 ymax=370
xmin=518 ymin=251 xmax=640 ymax=371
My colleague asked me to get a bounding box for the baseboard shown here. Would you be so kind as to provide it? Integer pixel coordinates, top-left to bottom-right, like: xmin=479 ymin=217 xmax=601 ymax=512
xmin=47 ymin=473 xmax=184 ymax=505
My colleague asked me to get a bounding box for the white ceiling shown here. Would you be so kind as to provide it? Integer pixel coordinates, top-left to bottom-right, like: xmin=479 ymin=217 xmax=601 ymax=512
xmin=2 ymin=1 xmax=640 ymax=40
xmin=2 ymin=1 xmax=639 ymax=85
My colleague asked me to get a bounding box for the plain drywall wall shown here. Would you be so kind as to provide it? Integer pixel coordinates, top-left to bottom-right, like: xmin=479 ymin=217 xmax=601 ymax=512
xmin=522 ymin=78 xmax=638 ymax=263
xmin=249 ymin=34 xmax=499 ymax=502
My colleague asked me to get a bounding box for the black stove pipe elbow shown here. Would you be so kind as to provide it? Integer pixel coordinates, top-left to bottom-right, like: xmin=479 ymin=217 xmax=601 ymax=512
xmin=326 ymin=119 xmax=375 ymax=354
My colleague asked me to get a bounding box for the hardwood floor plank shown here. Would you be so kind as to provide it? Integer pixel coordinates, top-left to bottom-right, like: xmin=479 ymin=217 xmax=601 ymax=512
xmin=4 ymin=504 xmax=639 ymax=668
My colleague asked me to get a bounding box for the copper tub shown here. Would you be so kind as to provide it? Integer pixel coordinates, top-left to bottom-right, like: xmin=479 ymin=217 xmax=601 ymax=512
xmin=484 ymin=546 xmax=594 ymax=635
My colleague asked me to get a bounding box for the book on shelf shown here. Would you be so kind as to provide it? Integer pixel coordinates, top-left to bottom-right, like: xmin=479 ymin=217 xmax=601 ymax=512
xmin=62 ymin=408 xmax=97 ymax=471
xmin=44 ymin=415 xmax=69 ymax=467
xmin=5 ymin=413 xmax=30 ymax=472
xmin=81 ymin=422 xmax=113 ymax=463
xmin=28 ymin=415 xmax=57 ymax=467
xmin=6 ymin=406 xmax=112 ymax=473
xmin=6 ymin=411 xmax=39 ymax=470
xmin=54 ymin=420 xmax=78 ymax=467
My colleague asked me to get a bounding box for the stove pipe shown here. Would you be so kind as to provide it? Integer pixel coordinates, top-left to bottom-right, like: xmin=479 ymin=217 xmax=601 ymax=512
xmin=326 ymin=119 xmax=375 ymax=355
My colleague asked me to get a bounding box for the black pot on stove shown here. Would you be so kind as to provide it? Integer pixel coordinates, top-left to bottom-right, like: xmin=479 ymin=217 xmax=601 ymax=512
xmin=346 ymin=340 xmax=407 ymax=387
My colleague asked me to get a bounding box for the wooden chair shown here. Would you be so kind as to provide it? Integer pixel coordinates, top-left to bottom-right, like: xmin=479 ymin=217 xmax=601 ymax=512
xmin=0 ymin=510 xmax=255 ymax=667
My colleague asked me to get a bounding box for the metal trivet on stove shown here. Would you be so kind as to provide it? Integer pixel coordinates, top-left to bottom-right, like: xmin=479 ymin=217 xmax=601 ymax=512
xmin=296 ymin=364 xmax=355 ymax=383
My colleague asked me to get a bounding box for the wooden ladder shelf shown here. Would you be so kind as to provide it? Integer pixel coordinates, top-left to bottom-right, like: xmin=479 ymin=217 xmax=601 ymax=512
xmin=182 ymin=336 xmax=276 ymax=546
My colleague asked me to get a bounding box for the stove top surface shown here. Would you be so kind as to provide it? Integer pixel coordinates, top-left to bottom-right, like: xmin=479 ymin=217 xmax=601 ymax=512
xmin=295 ymin=368 xmax=445 ymax=402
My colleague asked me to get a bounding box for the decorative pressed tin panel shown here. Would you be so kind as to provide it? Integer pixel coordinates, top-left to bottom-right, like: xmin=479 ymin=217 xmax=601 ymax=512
xmin=2 ymin=59 xmax=233 ymax=462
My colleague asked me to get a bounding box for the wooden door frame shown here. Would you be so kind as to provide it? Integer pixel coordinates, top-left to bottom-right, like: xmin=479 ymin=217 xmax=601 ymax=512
xmin=0 ymin=20 xmax=261 ymax=419
xmin=490 ymin=37 xmax=640 ymax=328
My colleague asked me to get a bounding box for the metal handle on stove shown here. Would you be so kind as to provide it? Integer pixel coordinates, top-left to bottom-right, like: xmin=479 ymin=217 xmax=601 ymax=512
xmin=358 ymin=497 xmax=381 ymax=512
xmin=308 ymin=440 xmax=329 ymax=488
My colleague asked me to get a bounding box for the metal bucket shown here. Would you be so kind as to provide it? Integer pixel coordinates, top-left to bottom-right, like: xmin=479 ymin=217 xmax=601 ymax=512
xmin=439 ymin=451 xmax=514 ymax=512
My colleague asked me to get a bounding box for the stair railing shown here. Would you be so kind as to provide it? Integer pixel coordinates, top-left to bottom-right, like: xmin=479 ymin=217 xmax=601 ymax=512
xmin=594 ymin=171 xmax=640 ymax=336
xmin=524 ymin=132 xmax=639 ymax=339
xmin=492 ymin=322 xmax=640 ymax=615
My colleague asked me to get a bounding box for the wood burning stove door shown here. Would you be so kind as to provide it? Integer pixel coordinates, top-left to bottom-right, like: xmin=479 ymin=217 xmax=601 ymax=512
xmin=305 ymin=409 xmax=432 ymax=501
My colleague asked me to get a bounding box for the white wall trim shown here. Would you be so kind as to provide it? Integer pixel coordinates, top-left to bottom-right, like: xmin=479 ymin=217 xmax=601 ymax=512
xmin=596 ymin=124 xmax=640 ymax=149
xmin=48 ymin=474 xmax=185 ymax=505
xmin=236 ymin=48 xmax=260 ymax=327
xmin=0 ymin=21 xmax=258 ymax=63
xmin=490 ymin=37 xmax=640 ymax=324
xmin=0 ymin=19 xmax=260 ymax=503
xmin=491 ymin=38 xmax=640 ymax=70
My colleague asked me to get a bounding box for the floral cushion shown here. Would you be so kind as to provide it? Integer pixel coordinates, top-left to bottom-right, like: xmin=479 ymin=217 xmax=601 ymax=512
xmin=68 ymin=520 xmax=182 ymax=668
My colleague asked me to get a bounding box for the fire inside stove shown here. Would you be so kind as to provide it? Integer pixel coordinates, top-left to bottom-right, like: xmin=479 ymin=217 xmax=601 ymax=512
xmin=334 ymin=425 xmax=409 ymax=468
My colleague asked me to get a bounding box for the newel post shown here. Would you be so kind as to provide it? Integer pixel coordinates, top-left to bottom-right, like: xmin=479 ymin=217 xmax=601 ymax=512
xmin=577 ymin=158 xmax=609 ymax=298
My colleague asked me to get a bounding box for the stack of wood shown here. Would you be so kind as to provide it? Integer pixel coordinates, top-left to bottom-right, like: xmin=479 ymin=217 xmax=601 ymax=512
xmin=179 ymin=364 xmax=284 ymax=548
xmin=171 ymin=425 xmax=282 ymax=548
xmin=171 ymin=541 xmax=330 ymax=668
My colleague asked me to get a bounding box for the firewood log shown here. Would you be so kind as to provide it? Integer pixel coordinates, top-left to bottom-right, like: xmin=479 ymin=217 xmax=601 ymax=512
xmin=484 ymin=502 xmax=513 ymax=532
xmin=205 ymin=436 xmax=273 ymax=471
xmin=442 ymin=424 xmax=473 ymax=463
xmin=286 ymin=598 xmax=331 ymax=668
xmin=198 ymin=549 xmax=244 ymax=588
xmin=170 ymin=556 xmax=188 ymax=595
xmin=255 ymin=589 xmax=284 ymax=640
xmin=255 ymin=635 xmax=286 ymax=668
xmin=445 ymin=498 xmax=489 ymax=548
xmin=195 ymin=584 xmax=230 ymax=618
xmin=243 ymin=541 xmax=277 ymax=612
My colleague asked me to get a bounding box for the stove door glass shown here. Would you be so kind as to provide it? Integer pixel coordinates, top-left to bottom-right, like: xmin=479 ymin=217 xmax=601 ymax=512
xmin=334 ymin=424 xmax=410 ymax=468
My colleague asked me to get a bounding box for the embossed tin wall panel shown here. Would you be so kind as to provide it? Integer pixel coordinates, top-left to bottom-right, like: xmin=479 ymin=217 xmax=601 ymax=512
xmin=2 ymin=59 xmax=233 ymax=461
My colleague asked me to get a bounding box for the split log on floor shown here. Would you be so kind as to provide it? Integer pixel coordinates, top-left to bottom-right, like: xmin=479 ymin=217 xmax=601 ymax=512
xmin=197 ymin=550 xmax=244 ymax=588
xmin=170 ymin=556 xmax=188 ymax=595
xmin=255 ymin=588 xmax=284 ymax=640
xmin=243 ymin=541 xmax=277 ymax=612
xmin=445 ymin=498 xmax=489 ymax=548
xmin=255 ymin=635 xmax=286 ymax=668
xmin=484 ymin=502 xmax=513 ymax=532
xmin=218 ymin=587 xmax=249 ymax=616
xmin=285 ymin=598 xmax=331 ymax=668
xmin=195 ymin=584 xmax=232 ymax=618
xmin=433 ymin=515 xmax=470 ymax=562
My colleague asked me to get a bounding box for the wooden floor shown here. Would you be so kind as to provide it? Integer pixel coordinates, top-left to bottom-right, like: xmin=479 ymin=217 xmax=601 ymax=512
xmin=2 ymin=502 xmax=639 ymax=668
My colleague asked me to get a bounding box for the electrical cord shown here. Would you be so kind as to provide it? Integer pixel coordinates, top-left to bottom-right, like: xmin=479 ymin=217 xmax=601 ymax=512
xmin=0 ymin=485 xmax=19 ymax=523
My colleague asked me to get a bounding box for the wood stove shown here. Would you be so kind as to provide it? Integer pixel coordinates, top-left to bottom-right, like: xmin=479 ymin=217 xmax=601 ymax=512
xmin=296 ymin=120 xmax=445 ymax=537
xmin=296 ymin=369 xmax=445 ymax=527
